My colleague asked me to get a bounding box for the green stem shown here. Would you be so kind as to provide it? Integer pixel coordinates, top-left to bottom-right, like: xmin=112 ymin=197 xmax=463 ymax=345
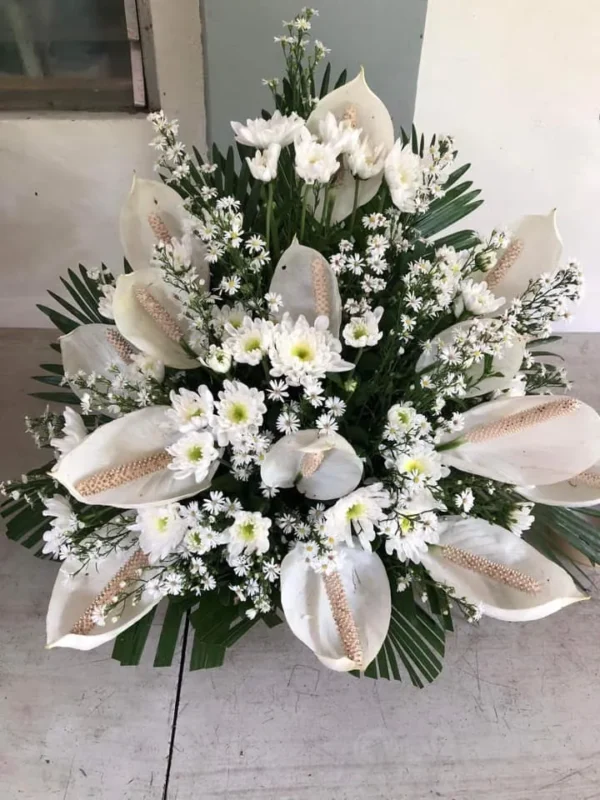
xmin=321 ymin=184 xmax=331 ymax=235
xmin=266 ymin=181 xmax=274 ymax=254
xmin=300 ymin=186 xmax=308 ymax=242
xmin=350 ymin=177 xmax=361 ymax=231
xmin=436 ymin=437 xmax=464 ymax=453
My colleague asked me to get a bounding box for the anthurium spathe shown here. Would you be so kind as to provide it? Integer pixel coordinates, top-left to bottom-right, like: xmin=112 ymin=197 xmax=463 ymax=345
xmin=517 ymin=460 xmax=600 ymax=508
xmin=416 ymin=319 xmax=526 ymax=398
xmin=268 ymin=238 xmax=342 ymax=335
xmin=46 ymin=537 xmax=160 ymax=650
xmin=480 ymin=211 xmax=562 ymax=310
xmin=422 ymin=517 xmax=585 ymax=621
xmin=112 ymin=268 xmax=198 ymax=369
xmin=307 ymin=68 xmax=394 ymax=223
xmin=260 ymin=429 xmax=363 ymax=501
xmin=439 ymin=395 xmax=600 ymax=486
xmin=280 ymin=542 xmax=391 ymax=672
xmin=120 ymin=175 xmax=210 ymax=287
xmin=52 ymin=406 xmax=219 ymax=508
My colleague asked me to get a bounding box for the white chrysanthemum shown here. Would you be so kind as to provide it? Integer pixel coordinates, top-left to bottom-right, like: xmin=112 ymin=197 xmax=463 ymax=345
xmin=226 ymin=511 xmax=272 ymax=557
xmin=294 ymin=127 xmax=340 ymax=184
xmin=131 ymin=503 xmax=187 ymax=564
xmin=387 ymin=404 xmax=417 ymax=431
xmin=98 ymin=284 xmax=115 ymax=319
xmin=168 ymin=386 xmax=214 ymax=433
xmin=396 ymin=444 xmax=444 ymax=484
xmin=454 ymin=279 xmax=505 ymax=316
xmin=324 ymin=484 xmax=392 ymax=550
xmin=342 ymin=307 xmax=383 ymax=348
xmin=384 ymin=140 xmax=422 ymax=212
xmin=214 ymin=380 xmax=267 ymax=446
xmin=246 ymin=143 xmax=281 ymax=182
xmin=317 ymin=111 xmax=361 ymax=156
xmin=50 ymin=407 xmax=88 ymax=456
xmin=382 ymin=508 xmax=440 ymax=563
xmin=211 ymin=302 xmax=246 ymax=334
xmin=347 ymin=137 xmax=387 ymax=179
xmin=41 ymin=495 xmax=79 ymax=556
xmin=203 ymin=345 xmax=232 ymax=374
xmin=223 ymin=316 xmax=273 ymax=366
xmin=231 ymin=110 xmax=304 ymax=148
xmin=268 ymin=313 xmax=353 ymax=387
xmin=167 ymin=431 xmax=219 ymax=481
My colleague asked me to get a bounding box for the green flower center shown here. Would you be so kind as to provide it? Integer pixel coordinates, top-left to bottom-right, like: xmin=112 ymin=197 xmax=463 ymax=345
xmin=403 ymin=457 xmax=426 ymax=475
xmin=345 ymin=502 xmax=366 ymax=521
xmin=244 ymin=335 xmax=262 ymax=352
xmin=291 ymin=342 xmax=314 ymax=362
xmin=239 ymin=521 xmax=256 ymax=541
xmin=187 ymin=445 xmax=204 ymax=462
xmin=353 ymin=324 xmax=368 ymax=339
xmin=227 ymin=402 xmax=249 ymax=424
xmin=156 ymin=516 xmax=169 ymax=534
xmin=186 ymin=407 xmax=204 ymax=420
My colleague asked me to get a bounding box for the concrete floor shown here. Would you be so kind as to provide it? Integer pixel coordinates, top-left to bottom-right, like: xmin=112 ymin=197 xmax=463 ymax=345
xmin=1 ymin=329 xmax=600 ymax=800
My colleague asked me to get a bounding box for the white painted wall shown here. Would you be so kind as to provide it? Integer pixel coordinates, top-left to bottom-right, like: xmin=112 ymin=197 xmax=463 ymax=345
xmin=0 ymin=0 xmax=206 ymax=327
xmin=415 ymin=0 xmax=600 ymax=331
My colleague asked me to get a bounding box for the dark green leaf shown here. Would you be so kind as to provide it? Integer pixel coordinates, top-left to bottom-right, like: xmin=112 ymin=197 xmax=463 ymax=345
xmin=36 ymin=304 xmax=79 ymax=334
xmin=319 ymin=62 xmax=331 ymax=97
xmin=112 ymin=607 xmax=157 ymax=666
xmin=30 ymin=391 xmax=79 ymax=404
xmin=333 ymin=68 xmax=347 ymax=89
xmin=153 ymin=602 xmax=185 ymax=667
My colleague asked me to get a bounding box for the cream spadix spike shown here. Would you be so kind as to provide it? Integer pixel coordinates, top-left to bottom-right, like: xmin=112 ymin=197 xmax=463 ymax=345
xmin=462 ymin=398 xmax=580 ymax=444
xmin=74 ymin=451 xmax=172 ymax=497
xmin=322 ymin=571 xmax=364 ymax=668
xmin=485 ymin=239 xmax=524 ymax=290
xmin=133 ymin=287 xmax=183 ymax=342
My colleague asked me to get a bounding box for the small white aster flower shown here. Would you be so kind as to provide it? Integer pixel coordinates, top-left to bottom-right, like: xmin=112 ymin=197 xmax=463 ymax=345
xmin=264 ymin=291 xmax=283 ymax=312
xmin=454 ymin=488 xmax=474 ymax=513
xmin=316 ymin=412 xmax=339 ymax=435
xmin=220 ymin=276 xmax=242 ymax=296
xmin=325 ymin=396 xmax=346 ymax=417
xmin=276 ymin=409 xmax=300 ymax=435
xmin=267 ymin=379 xmax=289 ymax=402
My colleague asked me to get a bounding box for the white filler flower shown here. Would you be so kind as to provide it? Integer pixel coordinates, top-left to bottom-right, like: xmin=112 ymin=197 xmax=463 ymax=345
xmin=226 ymin=511 xmax=272 ymax=556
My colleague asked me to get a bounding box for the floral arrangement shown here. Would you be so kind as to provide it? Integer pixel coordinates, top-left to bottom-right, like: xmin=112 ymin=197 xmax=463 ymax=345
xmin=4 ymin=8 xmax=600 ymax=685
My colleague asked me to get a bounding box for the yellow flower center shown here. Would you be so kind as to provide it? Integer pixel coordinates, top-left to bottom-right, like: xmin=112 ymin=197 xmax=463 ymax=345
xmin=156 ymin=516 xmax=169 ymax=534
xmin=227 ymin=402 xmax=248 ymax=424
xmin=345 ymin=502 xmax=366 ymax=521
xmin=291 ymin=341 xmax=314 ymax=362
xmin=353 ymin=324 xmax=368 ymax=339
xmin=403 ymin=458 xmax=426 ymax=475
xmin=239 ymin=521 xmax=256 ymax=541
xmin=187 ymin=445 xmax=204 ymax=462
xmin=244 ymin=335 xmax=262 ymax=352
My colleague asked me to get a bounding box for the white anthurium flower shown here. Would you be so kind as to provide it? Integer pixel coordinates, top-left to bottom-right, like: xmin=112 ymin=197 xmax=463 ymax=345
xmin=120 ymin=175 xmax=210 ymax=286
xmin=280 ymin=542 xmax=391 ymax=672
xmin=60 ymin=323 xmax=137 ymax=410
xmin=517 ymin=459 xmax=600 ymax=507
xmin=421 ymin=516 xmax=585 ymax=621
xmin=269 ymin=238 xmax=342 ymax=335
xmin=480 ymin=210 xmax=562 ymax=310
xmin=46 ymin=535 xmax=160 ymax=650
xmin=260 ymin=429 xmax=363 ymax=501
xmin=416 ymin=319 xmax=526 ymax=398
xmin=246 ymin=143 xmax=281 ymax=182
xmin=231 ymin=110 xmax=305 ymax=148
xmin=307 ymin=68 xmax=394 ymax=223
xmin=438 ymin=395 xmax=600 ymax=486
xmin=50 ymin=407 xmax=88 ymax=456
xmin=52 ymin=406 xmax=219 ymax=508
xmin=384 ymin=140 xmax=422 ymax=213
xmin=112 ymin=267 xmax=198 ymax=369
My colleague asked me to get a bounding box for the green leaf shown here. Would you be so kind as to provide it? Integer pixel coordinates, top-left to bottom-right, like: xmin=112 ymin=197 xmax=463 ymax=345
xmin=153 ymin=601 xmax=185 ymax=667
xmin=32 ymin=375 xmax=64 ymax=387
xmin=416 ymin=199 xmax=484 ymax=238
xmin=262 ymin=611 xmax=283 ymax=628
xmin=319 ymin=62 xmax=331 ymax=97
xmin=30 ymin=391 xmax=79 ymax=405
xmin=443 ymin=162 xmax=471 ymax=189
xmin=111 ymin=606 xmax=157 ymax=666
xmin=48 ymin=289 xmax=93 ymax=326
xmin=190 ymin=635 xmax=226 ymax=670
xmin=435 ymin=230 xmax=480 ymax=250
xmin=333 ymin=68 xmax=347 ymax=89
xmin=40 ymin=363 xmax=64 ymax=376
xmin=36 ymin=304 xmax=79 ymax=334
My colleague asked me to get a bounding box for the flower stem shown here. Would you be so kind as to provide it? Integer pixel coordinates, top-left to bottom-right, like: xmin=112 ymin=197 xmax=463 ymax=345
xmin=266 ymin=181 xmax=274 ymax=254
xmin=300 ymin=186 xmax=308 ymax=241
xmin=350 ymin=177 xmax=360 ymax=231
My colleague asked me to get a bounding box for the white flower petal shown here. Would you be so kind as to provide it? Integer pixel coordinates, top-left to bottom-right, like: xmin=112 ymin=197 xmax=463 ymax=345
xmin=260 ymin=430 xmax=363 ymax=501
xmin=517 ymin=460 xmax=600 ymax=507
xmin=422 ymin=517 xmax=585 ymax=621
xmin=307 ymin=69 xmax=394 ymax=223
xmin=52 ymin=406 xmax=217 ymax=508
xmin=269 ymin=239 xmax=342 ymax=335
xmin=416 ymin=320 xmax=526 ymax=397
xmin=440 ymin=396 xmax=600 ymax=486
xmin=281 ymin=543 xmax=391 ymax=671
xmin=487 ymin=210 xmax=562 ymax=308
xmin=46 ymin=540 xmax=160 ymax=650
xmin=112 ymin=268 xmax=197 ymax=369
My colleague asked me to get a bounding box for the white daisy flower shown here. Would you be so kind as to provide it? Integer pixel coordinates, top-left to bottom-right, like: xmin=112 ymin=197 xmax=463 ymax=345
xmin=214 ymin=380 xmax=267 ymax=446
xmin=267 ymin=379 xmax=289 ymax=402
xmin=276 ymin=409 xmax=300 ymax=435
xmin=268 ymin=313 xmax=354 ymax=387
xmin=325 ymin=396 xmax=346 ymax=417
xmin=168 ymin=386 xmax=214 ymax=432
xmin=167 ymin=431 xmax=219 ymax=482
xmin=226 ymin=511 xmax=272 ymax=557
xmin=223 ymin=316 xmax=273 ymax=366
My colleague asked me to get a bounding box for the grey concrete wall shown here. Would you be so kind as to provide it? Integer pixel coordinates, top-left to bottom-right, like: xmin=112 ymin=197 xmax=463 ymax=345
xmin=201 ymin=0 xmax=428 ymax=147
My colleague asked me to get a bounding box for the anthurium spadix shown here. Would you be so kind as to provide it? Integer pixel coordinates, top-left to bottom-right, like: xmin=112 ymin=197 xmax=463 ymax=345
xmin=120 ymin=175 xmax=210 ymax=286
xmin=482 ymin=210 xmax=562 ymax=310
xmin=280 ymin=543 xmax=391 ymax=671
xmin=416 ymin=319 xmax=526 ymax=398
xmin=518 ymin=460 xmax=600 ymax=508
xmin=112 ymin=267 xmax=197 ymax=369
xmin=422 ymin=517 xmax=585 ymax=621
xmin=438 ymin=395 xmax=600 ymax=486
xmin=260 ymin=429 xmax=363 ymax=501
xmin=269 ymin=239 xmax=342 ymax=335
xmin=307 ymin=68 xmax=394 ymax=224
xmin=53 ymin=406 xmax=219 ymax=508
xmin=46 ymin=539 xmax=159 ymax=650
